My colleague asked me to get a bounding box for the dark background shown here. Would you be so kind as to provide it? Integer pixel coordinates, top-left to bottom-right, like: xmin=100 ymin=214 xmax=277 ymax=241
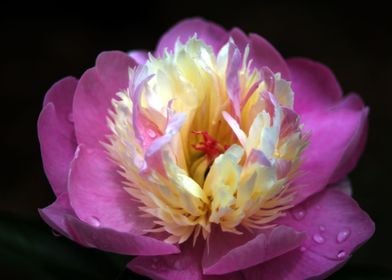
xmin=1 ymin=1 xmax=391 ymax=279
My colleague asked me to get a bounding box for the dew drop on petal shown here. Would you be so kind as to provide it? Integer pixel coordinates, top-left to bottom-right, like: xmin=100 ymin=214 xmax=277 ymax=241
xmin=312 ymin=233 xmax=325 ymax=244
xmin=292 ymin=208 xmax=306 ymax=220
xmin=300 ymin=246 xmax=307 ymax=252
xmin=337 ymin=228 xmax=351 ymax=243
xmin=88 ymin=216 xmax=101 ymax=227
xmin=134 ymin=157 xmax=146 ymax=170
xmin=319 ymin=225 xmax=325 ymax=232
xmin=337 ymin=250 xmax=347 ymax=259
xmin=173 ymin=260 xmax=182 ymax=270
xmin=147 ymin=129 xmax=157 ymax=138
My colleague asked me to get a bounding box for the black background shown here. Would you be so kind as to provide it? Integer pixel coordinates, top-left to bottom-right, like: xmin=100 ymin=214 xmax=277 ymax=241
xmin=1 ymin=1 xmax=391 ymax=279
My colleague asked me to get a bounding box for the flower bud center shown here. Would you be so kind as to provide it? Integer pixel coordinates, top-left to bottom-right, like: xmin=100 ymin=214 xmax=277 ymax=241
xmin=192 ymin=131 xmax=228 ymax=163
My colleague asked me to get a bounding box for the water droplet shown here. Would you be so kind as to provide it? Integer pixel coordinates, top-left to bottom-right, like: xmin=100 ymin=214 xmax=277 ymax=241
xmin=319 ymin=225 xmax=326 ymax=232
xmin=88 ymin=216 xmax=101 ymax=227
xmin=134 ymin=157 xmax=146 ymax=170
xmin=312 ymin=233 xmax=325 ymax=244
xmin=173 ymin=260 xmax=182 ymax=270
xmin=292 ymin=208 xmax=306 ymax=220
xmin=68 ymin=113 xmax=74 ymax=123
xmin=337 ymin=250 xmax=346 ymax=259
xmin=336 ymin=228 xmax=351 ymax=243
xmin=300 ymin=246 xmax=307 ymax=252
xmin=147 ymin=129 xmax=157 ymax=138
xmin=52 ymin=230 xmax=61 ymax=237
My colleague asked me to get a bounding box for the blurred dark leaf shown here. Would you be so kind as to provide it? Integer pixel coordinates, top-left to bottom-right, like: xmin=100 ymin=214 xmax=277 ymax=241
xmin=0 ymin=213 xmax=130 ymax=280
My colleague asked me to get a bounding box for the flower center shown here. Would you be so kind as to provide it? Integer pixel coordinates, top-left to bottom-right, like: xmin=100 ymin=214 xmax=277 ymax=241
xmin=192 ymin=131 xmax=229 ymax=163
xmin=105 ymin=37 xmax=308 ymax=244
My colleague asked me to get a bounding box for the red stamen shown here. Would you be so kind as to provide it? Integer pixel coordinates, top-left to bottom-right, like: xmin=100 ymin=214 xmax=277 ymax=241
xmin=192 ymin=131 xmax=228 ymax=162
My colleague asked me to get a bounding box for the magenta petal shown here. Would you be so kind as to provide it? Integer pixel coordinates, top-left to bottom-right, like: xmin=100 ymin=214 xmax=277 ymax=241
xmin=129 ymin=240 xmax=245 ymax=280
xmin=292 ymin=99 xmax=367 ymax=204
xmin=243 ymin=188 xmax=375 ymax=280
xmin=229 ymin=28 xmax=290 ymax=79
xmin=329 ymin=94 xmax=368 ymax=183
xmin=128 ymin=50 xmax=149 ymax=64
xmin=39 ymin=194 xmax=74 ymax=238
xmin=65 ymin=215 xmax=179 ymax=256
xmin=43 ymin=76 xmax=78 ymax=122
xmin=38 ymin=77 xmax=78 ymax=196
xmin=156 ymin=17 xmax=228 ymax=56
xmin=68 ymin=145 xmax=153 ymax=234
xmin=248 ymin=33 xmax=290 ymax=79
xmin=202 ymin=226 xmax=305 ymax=275
xmin=288 ymin=58 xmax=343 ymax=114
xmin=73 ymin=51 xmax=137 ymax=150
xmin=95 ymin=51 xmax=137 ymax=92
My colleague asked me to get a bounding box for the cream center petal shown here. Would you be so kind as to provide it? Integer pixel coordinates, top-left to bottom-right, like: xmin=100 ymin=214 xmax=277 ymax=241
xmin=105 ymin=37 xmax=308 ymax=244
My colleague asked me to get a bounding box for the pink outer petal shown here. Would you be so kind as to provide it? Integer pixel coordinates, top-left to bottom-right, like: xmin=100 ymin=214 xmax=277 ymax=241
xmin=73 ymin=51 xmax=137 ymax=150
xmin=288 ymin=58 xmax=343 ymax=114
xmin=292 ymin=95 xmax=368 ymax=204
xmin=155 ymin=17 xmax=229 ymax=56
xmin=39 ymin=194 xmax=74 ymax=238
xmin=39 ymin=194 xmax=179 ymax=256
xmin=128 ymin=50 xmax=149 ymax=64
xmin=329 ymin=94 xmax=368 ymax=183
xmin=243 ymin=188 xmax=375 ymax=280
xmin=65 ymin=215 xmax=179 ymax=256
xmin=230 ymin=28 xmax=290 ymax=79
xmin=68 ymin=145 xmax=153 ymax=234
xmin=38 ymin=77 xmax=78 ymax=196
xmin=129 ymin=240 xmax=245 ymax=280
xmin=202 ymin=226 xmax=305 ymax=275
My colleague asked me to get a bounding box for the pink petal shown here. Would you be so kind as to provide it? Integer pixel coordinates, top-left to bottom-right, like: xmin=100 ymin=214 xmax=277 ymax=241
xmin=202 ymin=226 xmax=305 ymax=275
xmin=329 ymin=94 xmax=368 ymax=183
xmin=155 ymin=17 xmax=229 ymax=56
xmin=226 ymin=42 xmax=242 ymax=120
xmin=43 ymin=76 xmax=78 ymax=123
xmin=292 ymin=97 xmax=367 ymax=204
xmin=38 ymin=77 xmax=78 ymax=196
xmin=68 ymin=145 xmax=153 ymax=234
xmin=73 ymin=51 xmax=137 ymax=150
xmin=38 ymin=194 xmax=74 ymax=238
xmin=230 ymin=28 xmax=290 ymax=79
xmin=222 ymin=111 xmax=247 ymax=147
xmin=145 ymin=111 xmax=186 ymax=175
xmin=66 ymin=215 xmax=179 ymax=256
xmin=288 ymin=58 xmax=343 ymax=114
xmin=243 ymin=188 xmax=375 ymax=280
xmin=128 ymin=50 xmax=149 ymax=64
xmin=129 ymin=240 xmax=245 ymax=280
xmin=40 ymin=192 xmax=178 ymax=256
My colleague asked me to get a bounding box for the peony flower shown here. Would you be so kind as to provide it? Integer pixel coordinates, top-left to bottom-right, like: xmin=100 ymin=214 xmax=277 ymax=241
xmin=38 ymin=18 xmax=374 ymax=279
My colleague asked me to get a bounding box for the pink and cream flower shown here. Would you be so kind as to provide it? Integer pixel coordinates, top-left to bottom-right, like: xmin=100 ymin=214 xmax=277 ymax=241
xmin=38 ymin=18 xmax=374 ymax=279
